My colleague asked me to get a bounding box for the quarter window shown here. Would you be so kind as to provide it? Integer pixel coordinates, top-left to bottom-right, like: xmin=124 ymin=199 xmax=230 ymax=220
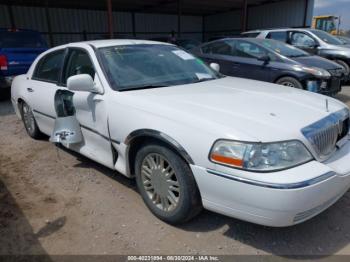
xmin=33 ymin=50 xmax=65 ymax=83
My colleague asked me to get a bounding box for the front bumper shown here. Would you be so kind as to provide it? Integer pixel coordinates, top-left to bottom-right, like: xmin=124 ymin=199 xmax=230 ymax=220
xmin=308 ymin=78 xmax=342 ymax=96
xmin=191 ymin=141 xmax=350 ymax=227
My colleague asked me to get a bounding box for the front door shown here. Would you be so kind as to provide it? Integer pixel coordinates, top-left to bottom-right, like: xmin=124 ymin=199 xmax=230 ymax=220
xmin=231 ymin=40 xmax=272 ymax=82
xmin=288 ymin=31 xmax=319 ymax=55
xmin=56 ymin=47 xmax=114 ymax=169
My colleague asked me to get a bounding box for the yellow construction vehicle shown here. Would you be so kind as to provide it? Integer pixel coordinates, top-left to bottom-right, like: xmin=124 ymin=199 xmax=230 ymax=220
xmin=312 ymin=15 xmax=339 ymax=35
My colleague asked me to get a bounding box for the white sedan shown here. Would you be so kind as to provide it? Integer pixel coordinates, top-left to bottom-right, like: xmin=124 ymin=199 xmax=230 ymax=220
xmin=11 ymin=39 xmax=350 ymax=227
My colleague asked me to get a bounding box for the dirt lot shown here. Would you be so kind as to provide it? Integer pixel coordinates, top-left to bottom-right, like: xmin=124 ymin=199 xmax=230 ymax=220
xmin=1 ymin=88 xmax=350 ymax=257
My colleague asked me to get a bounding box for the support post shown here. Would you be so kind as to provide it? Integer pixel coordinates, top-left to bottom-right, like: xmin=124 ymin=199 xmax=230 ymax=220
xmin=241 ymin=0 xmax=248 ymax=32
xmin=107 ymin=0 xmax=114 ymax=39
xmin=177 ymin=0 xmax=182 ymax=38
xmin=7 ymin=4 xmax=15 ymax=29
xmin=45 ymin=1 xmax=54 ymax=47
xmin=303 ymin=0 xmax=309 ymax=27
xmin=132 ymin=12 xmax=136 ymax=37
xmin=202 ymin=15 xmax=206 ymax=42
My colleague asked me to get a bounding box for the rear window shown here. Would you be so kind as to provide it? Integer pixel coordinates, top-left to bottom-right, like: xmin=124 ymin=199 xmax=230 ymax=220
xmin=241 ymin=33 xmax=259 ymax=38
xmin=0 ymin=31 xmax=47 ymax=48
xmin=267 ymin=31 xmax=288 ymax=42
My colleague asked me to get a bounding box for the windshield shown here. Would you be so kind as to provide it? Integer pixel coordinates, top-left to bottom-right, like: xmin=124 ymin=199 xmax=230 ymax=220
xmin=259 ymin=39 xmax=309 ymax=58
xmin=338 ymin=36 xmax=350 ymax=44
xmin=99 ymin=44 xmax=220 ymax=91
xmin=309 ymin=29 xmax=344 ymax=45
xmin=0 ymin=31 xmax=47 ymax=48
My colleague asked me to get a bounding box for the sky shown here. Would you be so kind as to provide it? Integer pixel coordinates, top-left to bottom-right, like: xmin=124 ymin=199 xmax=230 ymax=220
xmin=313 ymin=0 xmax=350 ymax=31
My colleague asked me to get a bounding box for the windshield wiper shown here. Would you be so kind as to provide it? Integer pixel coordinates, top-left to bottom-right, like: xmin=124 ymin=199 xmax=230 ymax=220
xmin=119 ymin=84 xmax=169 ymax=92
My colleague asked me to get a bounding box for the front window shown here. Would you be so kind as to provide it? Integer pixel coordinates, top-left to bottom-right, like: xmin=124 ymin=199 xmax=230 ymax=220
xmin=63 ymin=49 xmax=95 ymax=84
xmin=309 ymin=29 xmax=344 ymax=45
xmin=290 ymin=32 xmax=317 ymax=48
xmin=259 ymin=39 xmax=309 ymax=58
xmin=235 ymin=41 xmax=268 ymax=59
xmin=98 ymin=44 xmax=220 ymax=91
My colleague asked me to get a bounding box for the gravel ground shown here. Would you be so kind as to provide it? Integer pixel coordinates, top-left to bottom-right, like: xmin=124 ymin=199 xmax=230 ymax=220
xmin=0 ymin=87 xmax=350 ymax=256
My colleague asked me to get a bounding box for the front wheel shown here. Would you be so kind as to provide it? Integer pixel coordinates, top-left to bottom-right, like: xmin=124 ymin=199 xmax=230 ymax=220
xmin=20 ymin=102 xmax=43 ymax=139
xmin=276 ymin=77 xmax=304 ymax=89
xmin=135 ymin=143 xmax=202 ymax=224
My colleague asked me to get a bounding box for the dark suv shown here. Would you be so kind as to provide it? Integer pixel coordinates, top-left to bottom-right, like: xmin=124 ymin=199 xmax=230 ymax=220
xmin=242 ymin=28 xmax=350 ymax=80
xmin=0 ymin=29 xmax=47 ymax=91
xmin=192 ymin=38 xmax=345 ymax=96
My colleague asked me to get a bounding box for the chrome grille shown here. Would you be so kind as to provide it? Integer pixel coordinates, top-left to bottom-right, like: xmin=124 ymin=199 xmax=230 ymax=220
xmin=308 ymin=124 xmax=339 ymax=156
xmin=302 ymin=109 xmax=349 ymax=159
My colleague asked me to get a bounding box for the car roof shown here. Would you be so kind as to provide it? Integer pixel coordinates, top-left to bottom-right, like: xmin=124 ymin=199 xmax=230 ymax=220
xmin=50 ymin=39 xmax=174 ymax=50
xmin=243 ymin=28 xmax=314 ymax=34
xmin=205 ymin=37 xmax=277 ymax=43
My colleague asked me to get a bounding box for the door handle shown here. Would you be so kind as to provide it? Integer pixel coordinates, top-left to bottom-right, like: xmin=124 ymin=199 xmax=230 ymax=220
xmin=27 ymin=87 xmax=34 ymax=92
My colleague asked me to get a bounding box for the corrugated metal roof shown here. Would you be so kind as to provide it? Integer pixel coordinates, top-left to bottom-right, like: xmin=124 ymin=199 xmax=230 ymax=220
xmin=0 ymin=0 xmax=287 ymax=16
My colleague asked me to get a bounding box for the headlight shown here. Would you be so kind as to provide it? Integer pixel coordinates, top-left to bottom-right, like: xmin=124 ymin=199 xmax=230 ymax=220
xmin=293 ymin=65 xmax=331 ymax=79
xmin=209 ymin=140 xmax=313 ymax=172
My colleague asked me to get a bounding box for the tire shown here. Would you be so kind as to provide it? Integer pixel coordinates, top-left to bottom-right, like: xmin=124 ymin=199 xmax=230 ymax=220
xmin=20 ymin=101 xmax=43 ymax=139
xmin=276 ymin=77 xmax=304 ymax=89
xmin=0 ymin=87 xmax=10 ymax=101
xmin=135 ymin=142 xmax=202 ymax=224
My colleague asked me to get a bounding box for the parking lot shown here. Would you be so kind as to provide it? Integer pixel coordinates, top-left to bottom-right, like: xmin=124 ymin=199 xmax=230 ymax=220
xmin=1 ymin=87 xmax=350 ymax=256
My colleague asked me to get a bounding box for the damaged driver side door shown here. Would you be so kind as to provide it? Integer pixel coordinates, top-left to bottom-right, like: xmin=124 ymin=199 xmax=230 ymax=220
xmin=51 ymin=47 xmax=115 ymax=169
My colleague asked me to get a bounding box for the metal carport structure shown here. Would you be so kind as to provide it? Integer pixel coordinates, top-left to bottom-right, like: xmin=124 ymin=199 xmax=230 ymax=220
xmin=0 ymin=0 xmax=314 ymax=46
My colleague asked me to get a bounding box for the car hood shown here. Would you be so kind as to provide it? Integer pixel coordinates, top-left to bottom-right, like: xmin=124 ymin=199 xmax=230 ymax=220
xmin=322 ymin=44 xmax=350 ymax=53
xmin=119 ymin=77 xmax=346 ymax=142
xmin=292 ymin=55 xmax=342 ymax=70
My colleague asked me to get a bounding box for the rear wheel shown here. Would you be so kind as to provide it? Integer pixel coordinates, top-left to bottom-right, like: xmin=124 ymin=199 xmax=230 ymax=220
xmin=20 ymin=101 xmax=43 ymax=139
xmin=135 ymin=142 xmax=202 ymax=224
xmin=276 ymin=77 xmax=304 ymax=89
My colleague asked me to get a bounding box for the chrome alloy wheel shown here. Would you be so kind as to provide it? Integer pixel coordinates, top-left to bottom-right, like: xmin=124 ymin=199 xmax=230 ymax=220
xmin=141 ymin=153 xmax=180 ymax=212
xmin=22 ymin=103 xmax=36 ymax=134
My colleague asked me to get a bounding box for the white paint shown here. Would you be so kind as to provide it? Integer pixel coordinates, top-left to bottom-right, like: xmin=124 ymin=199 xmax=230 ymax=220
xmin=11 ymin=39 xmax=350 ymax=226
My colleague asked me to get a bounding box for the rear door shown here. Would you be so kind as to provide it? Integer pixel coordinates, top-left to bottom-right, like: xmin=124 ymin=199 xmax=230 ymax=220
xmin=28 ymin=49 xmax=66 ymax=135
xmin=288 ymin=31 xmax=319 ymax=55
xmin=198 ymin=40 xmax=238 ymax=76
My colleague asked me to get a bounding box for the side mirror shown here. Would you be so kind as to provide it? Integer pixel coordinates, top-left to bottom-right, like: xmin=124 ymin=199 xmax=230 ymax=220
xmin=312 ymin=42 xmax=320 ymax=48
xmin=67 ymin=74 xmax=100 ymax=93
xmin=258 ymin=55 xmax=270 ymax=64
xmin=210 ymin=63 xmax=220 ymax=73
